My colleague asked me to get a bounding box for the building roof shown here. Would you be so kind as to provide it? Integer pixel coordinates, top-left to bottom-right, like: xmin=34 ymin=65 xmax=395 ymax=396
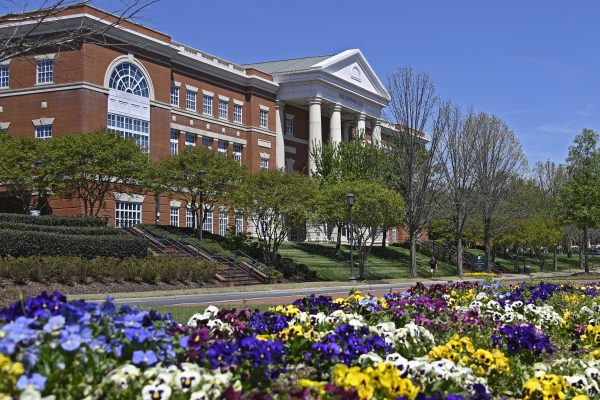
xmin=243 ymin=55 xmax=334 ymax=74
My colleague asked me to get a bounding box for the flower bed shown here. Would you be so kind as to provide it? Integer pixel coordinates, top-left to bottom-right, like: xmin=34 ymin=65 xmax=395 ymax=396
xmin=1 ymin=281 xmax=600 ymax=399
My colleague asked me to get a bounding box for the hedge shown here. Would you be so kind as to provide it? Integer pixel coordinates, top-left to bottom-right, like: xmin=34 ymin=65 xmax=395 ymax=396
xmin=0 ymin=222 xmax=122 ymax=236
xmin=0 ymin=213 xmax=107 ymax=227
xmin=0 ymin=256 xmax=219 ymax=284
xmin=0 ymin=229 xmax=147 ymax=259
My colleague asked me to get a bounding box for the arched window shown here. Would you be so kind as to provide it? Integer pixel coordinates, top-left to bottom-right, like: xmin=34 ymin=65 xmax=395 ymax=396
xmin=108 ymin=62 xmax=149 ymax=97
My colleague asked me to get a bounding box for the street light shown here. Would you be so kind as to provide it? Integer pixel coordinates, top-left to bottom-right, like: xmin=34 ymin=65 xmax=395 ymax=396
xmin=347 ymin=193 xmax=356 ymax=282
xmin=198 ymin=170 xmax=206 ymax=243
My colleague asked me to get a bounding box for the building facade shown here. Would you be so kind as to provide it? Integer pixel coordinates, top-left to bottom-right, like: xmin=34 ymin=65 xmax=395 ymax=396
xmin=0 ymin=5 xmax=408 ymax=243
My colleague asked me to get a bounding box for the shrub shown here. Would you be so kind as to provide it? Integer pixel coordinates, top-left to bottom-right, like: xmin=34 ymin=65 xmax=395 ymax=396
xmin=0 ymin=256 xmax=219 ymax=284
xmin=0 ymin=213 xmax=107 ymax=227
xmin=0 ymin=229 xmax=147 ymax=259
xmin=0 ymin=222 xmax=121 ymax=236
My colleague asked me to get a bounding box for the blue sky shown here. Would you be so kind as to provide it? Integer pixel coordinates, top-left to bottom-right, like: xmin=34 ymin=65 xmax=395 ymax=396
xmin=9 ymin=0 xmax=600 ymax=165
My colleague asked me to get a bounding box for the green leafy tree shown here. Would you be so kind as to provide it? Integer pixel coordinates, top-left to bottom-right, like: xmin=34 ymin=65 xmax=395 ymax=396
xmin=151 ymin=145 xmax=245 ymax=232
xmin=48 ymin=130 xmax=150 ymax=216
xmin=311 ymin=134 xmax=388 ymax=253
xmin=234 ymin=170 xmax=317 ymax=266
xmin=560 ymin=128 xmax=600 ymax=273
xmin=0 ymin=135 xmax=55 ymax=213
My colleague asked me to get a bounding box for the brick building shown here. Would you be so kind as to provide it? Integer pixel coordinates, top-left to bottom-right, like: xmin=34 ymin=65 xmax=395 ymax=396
xmin=0 ymin=5 xmax=410 ymax=243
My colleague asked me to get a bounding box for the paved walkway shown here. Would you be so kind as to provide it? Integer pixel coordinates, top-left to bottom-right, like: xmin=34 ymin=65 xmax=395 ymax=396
xmin=115 ymin=271 xmax=577 ymax=308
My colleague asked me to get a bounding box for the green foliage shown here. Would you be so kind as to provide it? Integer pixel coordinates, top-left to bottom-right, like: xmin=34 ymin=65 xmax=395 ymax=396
xmin=0 ymin=213 xmax=106 ymax=227
xmin=0 ymin=135 xmax=55 ymax=212
xmin=0 ymin=222 xmax=119 ymax=236
xmin=0 ymin=229 xmax=147 ymax=259
xmin=47 ymin=129 xmax=150 ymax=216
xmin=234 ymin=170 xmax=318 ymax=265
xmin=0 ymin=256 xmax=218 ymax=284
xmin=151 ymin=145 xmax=244 ymax=229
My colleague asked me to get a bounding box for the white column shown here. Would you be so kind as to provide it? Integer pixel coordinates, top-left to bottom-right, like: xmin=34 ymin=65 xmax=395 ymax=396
xmin=308 ymin=97 xmax=322 ymax=175
xmin=329 ymin=104 xmax=342 ymax=146
xmin=372 ymin=118 xmax=382 ymax=146
xmin=342 ymin=122 xmax=350 ymax=142
xmin=356 ymin=113 xmax=366 ymax=137
xmin=275 ymin=101 xmax=285 ymax=170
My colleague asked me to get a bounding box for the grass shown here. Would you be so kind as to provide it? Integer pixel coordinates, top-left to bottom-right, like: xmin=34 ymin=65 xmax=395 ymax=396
xmin=278 ymin=242 xmax=455 ymax=281
xmin=143 ymin=304 xmax=275 ymax=324
xmin=465 ymin=248 xmax=600 ymax=272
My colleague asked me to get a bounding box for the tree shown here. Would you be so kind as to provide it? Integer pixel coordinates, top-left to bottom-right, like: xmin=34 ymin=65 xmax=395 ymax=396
xmin=234 ymin=170 xmax=317 ymax=266
xmin=151 ymin=145 xmax=244 ymax=233
xmin=316 ymin=180 xmax=404 ymax=279
xmin=560 ymin=128 xmax=600 ymax=273
xmin=472 ymin=113 xmax=527 ymax=272
xmin=48 ymin=130 xmax=150 ymax=216
xmin=534 ymin=160 xmax=568 ymax=271
xmin=386 ymin=67 xmax=447 ymax=278
xmin=437 ymin=104 xmax=479 ymax=276
xmin=311 ymin=134 xmax=388 ymax=254
xmin=0 ymin=0 xmax=157 ymax=63
xmin=0 ymin=135 xmax=54 ymax=213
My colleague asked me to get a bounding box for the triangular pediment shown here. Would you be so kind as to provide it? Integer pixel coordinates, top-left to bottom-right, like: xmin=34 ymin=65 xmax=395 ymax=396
xmin=313 ymin=50 xmax=390 ymax=101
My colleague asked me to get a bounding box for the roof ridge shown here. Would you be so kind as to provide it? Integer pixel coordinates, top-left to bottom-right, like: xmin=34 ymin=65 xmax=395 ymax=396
xmin=242 ymin=53 xmax=335 ymax=67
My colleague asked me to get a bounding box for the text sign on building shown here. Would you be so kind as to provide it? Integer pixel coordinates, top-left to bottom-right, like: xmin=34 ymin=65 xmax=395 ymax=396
xmin=338 ymin=93 xmax=363 ymax=107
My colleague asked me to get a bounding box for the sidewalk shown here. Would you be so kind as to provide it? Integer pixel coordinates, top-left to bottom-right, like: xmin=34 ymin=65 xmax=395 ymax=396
xmin=100 ymin=270 xmax=579 ymax=308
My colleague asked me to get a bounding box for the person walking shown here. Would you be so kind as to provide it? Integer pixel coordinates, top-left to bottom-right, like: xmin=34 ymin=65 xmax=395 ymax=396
xmin=430 ymin=256 xmax=438 ymax=278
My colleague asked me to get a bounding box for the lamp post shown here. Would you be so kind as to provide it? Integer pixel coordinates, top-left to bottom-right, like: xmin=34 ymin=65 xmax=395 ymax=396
xmin=198 ymin=170 xmax=206 ymax=243
xmin=347 ymin=193 xmax=356 ymax=282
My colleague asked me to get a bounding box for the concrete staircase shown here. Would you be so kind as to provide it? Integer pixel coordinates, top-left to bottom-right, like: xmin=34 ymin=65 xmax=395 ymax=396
xmin=123 ymin=225 xmax=270 ymax=286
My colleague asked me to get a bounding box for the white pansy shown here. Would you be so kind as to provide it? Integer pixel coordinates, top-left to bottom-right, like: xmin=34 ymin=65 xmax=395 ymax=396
xmin=141 ymin=384 xmax=172 ymax=400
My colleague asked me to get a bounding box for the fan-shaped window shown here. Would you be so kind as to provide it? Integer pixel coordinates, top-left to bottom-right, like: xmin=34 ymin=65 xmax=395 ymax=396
xmin=108 ymin=62 xmax=149 ymax=97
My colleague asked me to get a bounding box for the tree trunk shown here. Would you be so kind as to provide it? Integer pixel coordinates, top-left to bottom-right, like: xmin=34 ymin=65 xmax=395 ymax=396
xmin=553 ymin=246 xmax=558 ymax=272
xmin=409 ymin=230 xmax=418 ymax=278
xmin=579 ymin=245 xmax=584 ymax=270
xmin=335 ymin=222 xmax=343 ymax=256
xmin=456 ymin=234 xmax=464 ymax=277
xmin=381 ymin=229 xmax=387 ymax=256
xmin=584 ymin=225 xmax=590 ymax=273
xmin=483 ymin=218 xmax=492 ymax=272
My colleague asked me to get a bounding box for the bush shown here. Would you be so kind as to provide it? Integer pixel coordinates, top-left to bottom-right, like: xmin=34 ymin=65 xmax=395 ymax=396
xmin=0 ymin=229 xmax=147 ymax=259
xmin=0 ymin=256 xmax=219 ymax=284
xmin=0 ymin=213 xmax=107 ymax=227
xmin=0 ymin=222 xmax=122 ymax=236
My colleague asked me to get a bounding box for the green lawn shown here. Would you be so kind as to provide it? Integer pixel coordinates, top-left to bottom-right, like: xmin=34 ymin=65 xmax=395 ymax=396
xmin=278 ymin=242 xmax=455 ymax=281
xmin=145 ymin=304 xmax=275 ymax=324
xmin=465 ymin=248 xmax=600 ymax=272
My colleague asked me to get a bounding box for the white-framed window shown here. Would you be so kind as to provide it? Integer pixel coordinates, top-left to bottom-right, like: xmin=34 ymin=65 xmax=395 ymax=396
xmin=109 ymin=62 xmax=149 ymax=97
xmin=107 ymin=113 xmax=149 ymax=153
xmin=170 ymin=130 xmax=179 ymax=156
xmin=391 ymin=229 xmax=397 ymax=243
xmin=186 ymin=90 xmax=196 ymax=111
xmin=219 ymin=210 xmax=229 ymax=236
xmin=202 ymin=207 xmax=213 ymax=233
xmin=36 ymin=60 xmax=54 ymax=84
xmin=285 ymin=116 xmax=294 ymax=136
xmin=186 ymin=208 xmax=194 ymax=228
xmin=202 ymin=136 xmax=213 ymax=149
xmin=259 ymin=109 xmax=268 ymax=128
xmin=233 ymin=143 xmax=242 ymax=164
xmin=233 ymin=104 xmax=243 ymax=123
xmin=185 ymin=133 xmax=195 ymax=148
xmin=218 ymin=99 xmax=228 ymax=119
xmin=170 ymin=84 xmax=179 ymax=106
xmin=115 ymin=201 xmax=141 ymax=228
xmin=0 ymin=65 xmax=9 ymax=88
xmin=260 ymin=157 xmax=269 ymax=170
xmin=235 ymin=211 xmax=243 ymax=234
xmin=35 ymin=125 xmax=52 ymax=140
xmin=202 ymin=95 xmax=213 ymax=116
xmin=170 ymin=207 xmax=180 ymax=227
xmin=218 ymin=140 xmax=228 ymax=156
